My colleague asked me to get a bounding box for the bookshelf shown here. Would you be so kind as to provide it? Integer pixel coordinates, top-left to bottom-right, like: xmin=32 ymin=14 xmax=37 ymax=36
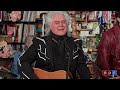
xmin=0 ymin=11 xmax=40 ymax=61
xmin=74 ymin=11 xmax=99 ymax=53
xmin=0 ymin=21 xmax=37 ymax=51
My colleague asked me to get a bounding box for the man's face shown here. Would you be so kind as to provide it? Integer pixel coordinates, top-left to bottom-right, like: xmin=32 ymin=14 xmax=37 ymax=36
xmin=50 ymin=14 xmax=68 ymax=36
xmin=117 ymin=17 xmax=120 ymax=23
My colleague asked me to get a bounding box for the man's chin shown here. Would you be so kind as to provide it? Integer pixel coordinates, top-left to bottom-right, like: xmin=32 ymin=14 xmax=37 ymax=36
xmin=57 ymin=33 xmax=66 ymax=36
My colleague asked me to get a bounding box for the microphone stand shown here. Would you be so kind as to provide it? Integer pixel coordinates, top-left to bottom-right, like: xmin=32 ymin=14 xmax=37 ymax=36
xmin=64 ymin=37 xmax=71 ymax=79
xmin=65 ymin=51 xmax=70 ymax=79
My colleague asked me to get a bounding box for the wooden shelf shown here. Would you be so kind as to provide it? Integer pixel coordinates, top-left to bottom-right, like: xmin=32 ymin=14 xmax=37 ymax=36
xmin=0 ymin=58 xmax=13 ymax=61
xmin=92 ymin=49 xmax=97 ymax=51
xmin=7 ymin=42 xmax=25 ymax=45
xmin=77 ymin=29 xmax=90 ymax=31
xmin=87 ymin=36 xmax=96 ymax=38
xmin=0 ymin=21 xmax=37 ymax=24
xmin=76 ymin=19 xmax=98 ymax=22
xmin=88 ymin=49 xmax=97 ymax=54
xmin=0 ymin=35 xmax=8 ymax=38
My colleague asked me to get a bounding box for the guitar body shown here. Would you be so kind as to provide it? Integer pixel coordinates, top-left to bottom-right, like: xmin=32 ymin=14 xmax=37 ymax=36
xmin=33 ymin=68 xmax=67 ymax=79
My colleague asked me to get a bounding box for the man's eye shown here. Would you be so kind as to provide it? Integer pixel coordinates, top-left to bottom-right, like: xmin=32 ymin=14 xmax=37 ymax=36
xmin=62 ymin=21 xmax=66 ymax=24
xmin=55 ymin=22 xmax=59 ymax=24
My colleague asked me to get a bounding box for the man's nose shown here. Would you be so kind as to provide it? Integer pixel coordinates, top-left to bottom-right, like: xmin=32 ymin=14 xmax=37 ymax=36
xmin=59 ymin=22 xmax=64 ymax=26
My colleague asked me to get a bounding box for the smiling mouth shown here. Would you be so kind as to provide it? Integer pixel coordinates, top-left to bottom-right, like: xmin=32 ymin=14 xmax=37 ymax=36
xmin=58 ymin=29 xmax=64 ymax=31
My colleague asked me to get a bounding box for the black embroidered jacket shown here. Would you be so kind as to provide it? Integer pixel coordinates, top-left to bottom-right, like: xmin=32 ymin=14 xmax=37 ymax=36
xmin=18 ymin=35 xmax=91 ymax=79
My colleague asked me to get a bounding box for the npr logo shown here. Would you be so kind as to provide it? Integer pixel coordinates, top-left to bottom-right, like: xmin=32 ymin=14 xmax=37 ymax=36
xmin=102 ymin=70 xmax=117 ymax=77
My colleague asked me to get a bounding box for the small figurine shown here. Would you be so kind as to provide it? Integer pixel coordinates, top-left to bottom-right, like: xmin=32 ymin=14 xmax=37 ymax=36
xmin=0 ymin=40 xmax=13 ymax=58
xmin=9 ymin=11 xmax=21 ymax=22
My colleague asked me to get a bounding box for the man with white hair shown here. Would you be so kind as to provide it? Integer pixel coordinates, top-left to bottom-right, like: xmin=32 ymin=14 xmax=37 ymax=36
xmin=18 ymin=11 xmax=91 ymax=79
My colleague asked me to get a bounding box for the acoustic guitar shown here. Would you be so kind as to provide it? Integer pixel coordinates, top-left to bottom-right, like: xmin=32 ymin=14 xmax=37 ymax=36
xmin=33 ymin=68 xmax=72 ymax=79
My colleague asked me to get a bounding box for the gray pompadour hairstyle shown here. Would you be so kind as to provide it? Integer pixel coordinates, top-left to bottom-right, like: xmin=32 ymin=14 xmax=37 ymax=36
xmin=45 ymin=11 xmax=72 ymax=36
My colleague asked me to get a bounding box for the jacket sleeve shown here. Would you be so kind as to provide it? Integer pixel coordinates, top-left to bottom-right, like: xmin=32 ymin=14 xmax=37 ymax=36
xmin=76 ymin=49 xmax=92 ymax=79
xmin=96 ymin=32 xmax=111 ymax=70
xmin=72 ymin=39 xmax=91 ymax=79
xmin=18 ymin=38 xmax=39 ymax=79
